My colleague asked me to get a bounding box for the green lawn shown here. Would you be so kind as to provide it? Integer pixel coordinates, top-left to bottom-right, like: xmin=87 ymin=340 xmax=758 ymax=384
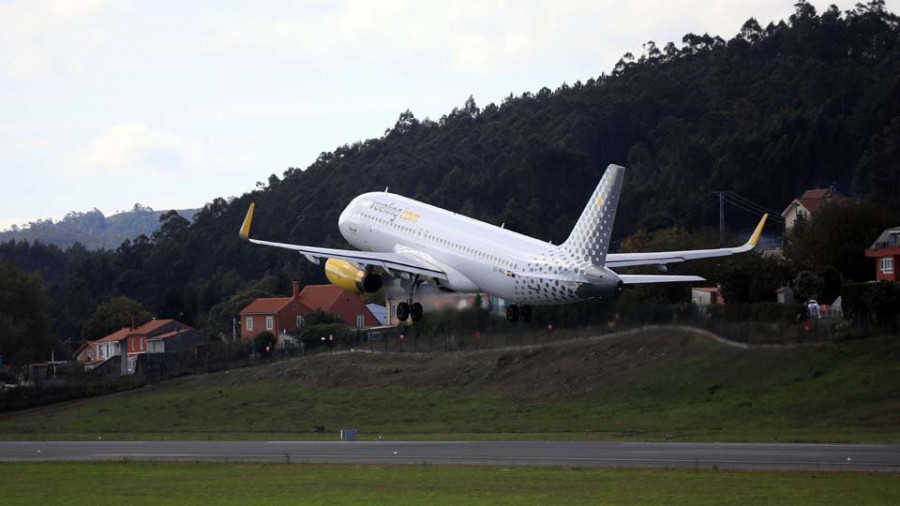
xmin=1 ymin=330 xmax=898 ymax=443
xmin=2 ymin=462 xmax=898 ymax=506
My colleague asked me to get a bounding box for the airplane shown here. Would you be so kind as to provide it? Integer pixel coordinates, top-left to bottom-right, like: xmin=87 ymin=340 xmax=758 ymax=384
xmin=239 ymin=164 xmax=767 ymax=323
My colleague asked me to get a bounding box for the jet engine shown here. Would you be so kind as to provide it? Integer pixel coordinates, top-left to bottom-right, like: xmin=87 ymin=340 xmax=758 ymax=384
xmin=324 ymin=259 xmax=383 ymax=293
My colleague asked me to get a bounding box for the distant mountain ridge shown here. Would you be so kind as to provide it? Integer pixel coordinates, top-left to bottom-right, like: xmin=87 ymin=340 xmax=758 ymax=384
xmin=0 ymin=204 xmax=199 ymax=250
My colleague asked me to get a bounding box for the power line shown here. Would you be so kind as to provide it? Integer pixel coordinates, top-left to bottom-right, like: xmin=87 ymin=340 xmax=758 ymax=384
xmin=674 ymin=193 xmax=716 ymax=222
xmin=675 ymin=196 xmax=718 ymax=225
xmin=725 ymin=192 xmax=786 ymax=223
xmin=723 ymin=193 xmax=786 ymax=224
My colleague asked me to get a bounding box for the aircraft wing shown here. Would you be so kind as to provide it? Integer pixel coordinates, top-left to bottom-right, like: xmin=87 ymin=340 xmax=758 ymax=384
xmin=619 ymin=274 xmax=705 ymax=284
xmin=605 ymin=214 xmax=768 ymax=268
xmin=239 ymin=204 xmax=447 ymax=280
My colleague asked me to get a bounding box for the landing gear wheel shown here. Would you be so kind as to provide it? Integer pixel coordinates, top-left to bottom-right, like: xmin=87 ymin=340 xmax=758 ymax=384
xmin=521 ymin=305 xmax=532 ymax=323
xmin=397 ymin=302 xmax=410 ymax=322
xmin=506 ymin=304 xmax=520 ymax=323
xmin=410 ymin=302 xmax=424 ymax=322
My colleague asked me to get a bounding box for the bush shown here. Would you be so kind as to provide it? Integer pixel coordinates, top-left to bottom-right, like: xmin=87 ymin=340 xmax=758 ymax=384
xmin=841 ymin=282 xmax=900 ymax=334
xmin=722 ymin=303 xmax=803 ymax=323
xmin=252 ymin=331 xmax=277 ymax=356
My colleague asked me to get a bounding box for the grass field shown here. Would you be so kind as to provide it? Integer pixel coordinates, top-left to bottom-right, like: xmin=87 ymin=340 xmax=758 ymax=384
xmin=1 ymin=328 xmax=898 ymax=442
xmin=2 ymin=462 xmax=898 ymax=505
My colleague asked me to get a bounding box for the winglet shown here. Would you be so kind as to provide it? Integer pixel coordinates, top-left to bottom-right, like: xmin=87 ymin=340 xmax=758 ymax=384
xmin=746 ymin=213 xmax=768 ymax=248
xmin=239 ymin=203 xmax=255 ymax=239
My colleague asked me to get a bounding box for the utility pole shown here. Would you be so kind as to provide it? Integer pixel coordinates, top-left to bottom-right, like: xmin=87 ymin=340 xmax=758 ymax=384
xmin=232 ymin=317 xmax=236 ymax=343
xmin=717 ymin=191 xmax=725 ymax=246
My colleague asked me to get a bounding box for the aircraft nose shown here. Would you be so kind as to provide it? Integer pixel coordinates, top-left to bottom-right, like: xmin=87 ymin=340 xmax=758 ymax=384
xmin=338 ymin=207 xmax=351 ymax=233
xmin=338 ymin=198 xmax=360 ymax=236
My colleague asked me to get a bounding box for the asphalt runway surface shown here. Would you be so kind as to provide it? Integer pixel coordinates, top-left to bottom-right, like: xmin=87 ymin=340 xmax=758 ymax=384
xmin=1 ymin=441 xmax=898 ymax=472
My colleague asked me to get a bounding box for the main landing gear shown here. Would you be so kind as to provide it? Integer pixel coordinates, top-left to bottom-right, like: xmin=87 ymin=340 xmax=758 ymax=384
xmin=506 ymin=304 xmax=532 ymax=323
xmin=396 ymin=275 xmax=424 ymax=323
xmin=396 ymin=300 xmax=423 ymax=322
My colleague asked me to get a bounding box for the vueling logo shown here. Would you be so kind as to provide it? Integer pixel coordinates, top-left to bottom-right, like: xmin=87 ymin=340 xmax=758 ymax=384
xmin=370 ymin=201 xmax=421 ymax=223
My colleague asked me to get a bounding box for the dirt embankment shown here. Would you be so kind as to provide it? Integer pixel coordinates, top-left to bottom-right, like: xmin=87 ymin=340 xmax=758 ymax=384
xmin=224 ymin=327 xmax=735 ymax=401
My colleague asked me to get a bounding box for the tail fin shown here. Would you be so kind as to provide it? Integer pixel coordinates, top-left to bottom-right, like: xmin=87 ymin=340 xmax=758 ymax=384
xmin=560 ymin=164 xmax=625 ymax=266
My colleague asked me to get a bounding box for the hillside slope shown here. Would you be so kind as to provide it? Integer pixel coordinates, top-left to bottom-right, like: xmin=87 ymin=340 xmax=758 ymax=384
xmin=1 ymin=327 xmax=897 ymax=443
xmin=2 ymin=5 xmax=900 ymax=341
xmin=0 ymin=205 xmax=198 ymax=250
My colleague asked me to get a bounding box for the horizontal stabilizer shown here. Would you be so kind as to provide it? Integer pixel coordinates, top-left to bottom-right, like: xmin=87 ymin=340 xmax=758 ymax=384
xmin=619 ymin=274 xmax=705 ymax=284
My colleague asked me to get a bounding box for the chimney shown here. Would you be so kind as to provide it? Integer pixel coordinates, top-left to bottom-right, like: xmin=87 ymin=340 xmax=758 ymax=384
xmin=292 ymin=281 xmax=300 ymax=299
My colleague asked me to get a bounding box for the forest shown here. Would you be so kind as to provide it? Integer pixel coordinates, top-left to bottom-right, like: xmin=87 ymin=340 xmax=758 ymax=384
xmin=1 ymin=1 xmax=899 ymax=363
xmin=0 ymin=204 xmax=198 ymax=250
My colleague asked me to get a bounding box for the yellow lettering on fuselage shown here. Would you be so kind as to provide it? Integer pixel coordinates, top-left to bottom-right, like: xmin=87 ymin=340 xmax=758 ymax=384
xmin=398 ymin=210 xmax=421 ymax=224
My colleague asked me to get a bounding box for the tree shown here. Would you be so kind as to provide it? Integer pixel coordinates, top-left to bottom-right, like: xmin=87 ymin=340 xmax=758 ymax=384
xmin=200 ymin=288 xmax=273 ymax=340
xmin=253 ymin=331 xmax=277 ymax=356
xmin=720 ymin=254 xmax=793 ymax=304
xmin=784 ymin=202 xmax=899 ymax=282
xmin=5 ymin=5 xmax=900 ymax=339
xmin=793 ymin=270 xmax=824 ymax=301
xmin=81 ymin=296 xmax=152 ymax=340
xmin=304 ymin=309 xmax=345 ymax=326
xmin=0 ymin=262 xmax=56 ymax=364
xmin=819 ymin=266 xmax=843 ymax=305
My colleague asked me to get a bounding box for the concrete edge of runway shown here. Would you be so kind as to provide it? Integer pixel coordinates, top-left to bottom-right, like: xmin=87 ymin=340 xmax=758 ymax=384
xmin=1 ymin=440 xmax=897 ymax=473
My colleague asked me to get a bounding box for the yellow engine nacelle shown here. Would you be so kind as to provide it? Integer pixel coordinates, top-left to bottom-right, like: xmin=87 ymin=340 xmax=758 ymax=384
xmin=325 ymin=258 xmax=383 ymax=294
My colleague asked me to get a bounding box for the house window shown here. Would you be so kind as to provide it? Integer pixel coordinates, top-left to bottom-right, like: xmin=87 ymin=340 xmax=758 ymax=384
xmin=266 ymin=316 xmax=274 ymax=330
xmin=246 ymin=317 xmax=253 ymax=331
xmin=356 ymin=314 xmax=364 ymax=328
xmin=99 ymin=344 xmax=106 ymax=359
xmin=296 ymin=315 xmax=305 ymax=328
xmin=882 ymin=257 xmax=894 ymax=274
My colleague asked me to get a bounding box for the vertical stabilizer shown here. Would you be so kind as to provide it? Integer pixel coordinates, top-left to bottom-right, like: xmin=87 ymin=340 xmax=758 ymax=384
xmin=560 ymin=164 xmax=625 ymax=266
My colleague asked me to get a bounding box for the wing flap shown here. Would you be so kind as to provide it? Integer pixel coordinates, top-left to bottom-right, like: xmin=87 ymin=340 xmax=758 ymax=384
xmin=239 ymin=203 xmax=446 ymax=279
xmin=619 ymin=274 xmax=705 ymax=284
xmin=247 ymin=238 xmax=447 ymax=280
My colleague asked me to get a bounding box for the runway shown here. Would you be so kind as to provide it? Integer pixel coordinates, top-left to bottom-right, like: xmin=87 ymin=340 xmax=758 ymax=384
xmin=1 ymin=440 xmax=897 ymax=472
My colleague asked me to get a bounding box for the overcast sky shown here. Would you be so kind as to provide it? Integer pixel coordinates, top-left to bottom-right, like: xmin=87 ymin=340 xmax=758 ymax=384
xmin=1 ymin=0 xmax=895 ymax=230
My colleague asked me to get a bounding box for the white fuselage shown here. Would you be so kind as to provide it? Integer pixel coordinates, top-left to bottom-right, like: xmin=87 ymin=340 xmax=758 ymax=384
xmin=338 ymin=192 xmax=620 ymax=305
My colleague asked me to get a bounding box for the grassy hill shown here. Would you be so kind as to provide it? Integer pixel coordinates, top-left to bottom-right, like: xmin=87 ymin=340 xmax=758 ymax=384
xmin=0 ymin=205 xmax=199 ymax=250
xmin=1 ymin=327 xmax=898 ymax=442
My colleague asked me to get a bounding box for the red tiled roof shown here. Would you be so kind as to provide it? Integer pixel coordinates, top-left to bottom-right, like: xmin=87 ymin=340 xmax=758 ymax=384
xmin=149 ymin=328 xmax=205 ymax=341
xmin=240 ymin=297 xmax=311 ymax=315
xmin=133 ymin=319 xmax=174 ymax=335
xmin=796 ymin=188 xmax=848 ymax=214
xmin=134 ymin=319 xmax=198 ymax=336
xmin=95 ymin=328 xmax=131 ymax=342
xmin=299 ymin=285 xmax=347 ymax=311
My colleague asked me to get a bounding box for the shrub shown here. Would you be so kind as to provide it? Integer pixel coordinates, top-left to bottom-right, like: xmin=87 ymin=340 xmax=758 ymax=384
xmin=252 ymin=331 xmax=277 ymax=356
